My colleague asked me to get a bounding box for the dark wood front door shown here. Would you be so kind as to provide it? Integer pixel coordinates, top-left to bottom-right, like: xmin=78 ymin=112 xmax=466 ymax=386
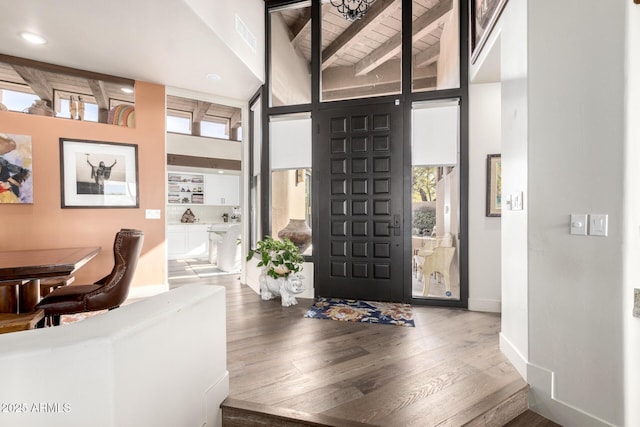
xmin=316 ymin=102 xmax=404 ymax=302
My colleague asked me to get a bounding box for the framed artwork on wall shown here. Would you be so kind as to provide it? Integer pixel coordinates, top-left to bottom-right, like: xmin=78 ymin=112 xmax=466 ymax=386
xmin=470 ymin=0 xmax=508 ymax=64
xmin=486 ymin=153 xmax=501 ymax=217
xmin=0 ymin=132 xmax=33 ymax=204
xmin=60 ymin=138 xmax=139 ymax=208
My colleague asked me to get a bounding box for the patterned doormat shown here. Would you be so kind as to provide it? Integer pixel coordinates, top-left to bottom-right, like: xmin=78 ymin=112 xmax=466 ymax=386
xmin=304 ymin=298 xmax=415 ymax=327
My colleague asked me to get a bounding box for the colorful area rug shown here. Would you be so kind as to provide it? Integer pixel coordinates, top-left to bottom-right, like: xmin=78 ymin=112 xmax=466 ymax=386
xmin=304 ymin=298 xmax=415 ymax=327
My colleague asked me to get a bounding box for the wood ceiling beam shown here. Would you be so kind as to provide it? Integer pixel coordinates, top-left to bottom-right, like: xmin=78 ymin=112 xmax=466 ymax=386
xmin=414 ymin=43 xmax=440 ymax=68
xmin=354 ymin=0 xmax=452 ymax=76
xmin=0 ymin=54 xmax=134 ymax=87
xmin=322 ymin=59 xmax=436 ymax=91
xmin=11 ymin=65 xmax=54 ymax=103
xmin=167 ymin=154 xmax=241 ymax=171
xmin=193 ymin=101 xmax=212 ymax=123
xmin=87 ymin=79 xmax=109 ymax=110
xmin=322 ymin=0 xmax=398 ymax=71
xmin=229 ymin=110 xmax=242 ymax=129
xmin=291 ymin=7 xmax=313 ymax=49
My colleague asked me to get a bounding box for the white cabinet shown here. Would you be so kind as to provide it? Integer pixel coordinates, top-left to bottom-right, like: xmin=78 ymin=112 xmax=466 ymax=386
xmin=167 ymin=224 xmax=210 ymax=260
xmin=167 ymin=225 xmax=187 ymax=259
xmin=205 ymin=174 xmax=240 ymax=206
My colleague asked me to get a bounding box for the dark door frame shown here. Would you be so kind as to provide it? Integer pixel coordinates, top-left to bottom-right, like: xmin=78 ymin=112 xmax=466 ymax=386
xmin=260 ymin=0 xmax=469 ymax=307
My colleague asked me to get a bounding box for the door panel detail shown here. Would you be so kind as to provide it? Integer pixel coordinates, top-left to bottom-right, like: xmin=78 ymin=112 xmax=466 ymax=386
xmin=317 ymin=103 xmax=404 ymax=301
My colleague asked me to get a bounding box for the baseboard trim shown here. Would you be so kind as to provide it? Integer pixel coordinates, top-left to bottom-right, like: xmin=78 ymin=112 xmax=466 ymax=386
xmin=527 ymin=363 xmax=618 ymax=427
xmin=468 ymin=298 xmax=501 ymax=312
xmin=499 ymin=332 xmax=528 ymax=380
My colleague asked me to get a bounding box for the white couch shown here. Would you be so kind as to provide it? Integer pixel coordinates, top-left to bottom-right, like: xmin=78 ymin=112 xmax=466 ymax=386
xmin=0 ymin=284 xmax=229 ymax=427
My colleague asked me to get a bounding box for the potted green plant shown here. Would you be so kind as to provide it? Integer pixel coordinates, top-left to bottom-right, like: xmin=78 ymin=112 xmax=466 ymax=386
xmin=246 ymin=235 xmax=304 ymax=279
xmin=247 ymin=236 xmax=306 ymax=306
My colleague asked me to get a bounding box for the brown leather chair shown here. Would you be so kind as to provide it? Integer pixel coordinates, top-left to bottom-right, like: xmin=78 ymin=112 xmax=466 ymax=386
xmin=36 ymin=229 xmax=144 ymax=326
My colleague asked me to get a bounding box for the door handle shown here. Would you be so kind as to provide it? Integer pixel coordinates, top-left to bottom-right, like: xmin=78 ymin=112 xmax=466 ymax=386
xmin=388 ymin=214 xmax=401 ymax=236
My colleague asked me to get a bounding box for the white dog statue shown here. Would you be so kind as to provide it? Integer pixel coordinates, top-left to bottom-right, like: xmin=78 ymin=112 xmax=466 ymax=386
xmin=260 ymin=274 xmax=305 ymax=307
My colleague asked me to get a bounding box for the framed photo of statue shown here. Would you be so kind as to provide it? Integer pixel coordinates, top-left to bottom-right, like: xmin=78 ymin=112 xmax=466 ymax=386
xmin=0 ymin=132 xmax=33 ymax=204
xmin=59 ymin=138 xmax=139 ymax=208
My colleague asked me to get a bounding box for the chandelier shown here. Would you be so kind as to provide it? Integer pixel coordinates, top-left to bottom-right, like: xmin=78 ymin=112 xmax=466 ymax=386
xmin=330 ymin=0 xmax=375 ymax=21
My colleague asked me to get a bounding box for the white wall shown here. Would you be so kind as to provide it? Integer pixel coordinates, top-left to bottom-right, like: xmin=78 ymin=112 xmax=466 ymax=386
xmin=167 ymin=133 xmax=242 ymax=161
xmin=624 ymin=3 xmax=640 ymax=426
xmin=468 ymin=83 xmax=501 ymax=312
xmin=182 ymin=0 xmax=265 ymax=82
xmin=498 ymin=0 xmax=529 ymax=379
xmin=0 ymin=285 xmax=229 ymax=427
xmin=526 ymin=1 xmax=625 ymax=425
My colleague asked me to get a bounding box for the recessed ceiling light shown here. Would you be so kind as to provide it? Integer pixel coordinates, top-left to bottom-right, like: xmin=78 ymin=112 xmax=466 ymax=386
xmin=206 ymin=73 xmax=222 ymax=81
xmin=20 ymin=32 xmax=46 ymax=45
xmin=120 ymin=87 xmax=134 ymax=94
xmin=218 ymin=170 xmax=225 ymax=174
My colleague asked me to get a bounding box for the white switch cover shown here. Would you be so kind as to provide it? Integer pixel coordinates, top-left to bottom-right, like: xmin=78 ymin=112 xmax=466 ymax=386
xmin=589 ymin=214 xmax=608 ymax=236
xmin=570 ymin=214 xmax=588 ymax=236
xmin=145 ymin=209 xmax=161 ymax=219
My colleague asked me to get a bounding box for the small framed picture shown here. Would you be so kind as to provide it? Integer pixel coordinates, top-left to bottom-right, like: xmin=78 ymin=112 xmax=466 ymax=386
xmin=59 ymin=138 xmax=139 ymax=208
xmin=0 ymin=132 xmax=33 ymax=204
xmin=486 ymin=154 xmax=501 ymax=217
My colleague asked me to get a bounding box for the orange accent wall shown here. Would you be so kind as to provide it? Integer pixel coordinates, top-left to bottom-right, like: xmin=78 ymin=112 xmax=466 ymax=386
xmin=0 ymin=81 xmax=166 ymax=289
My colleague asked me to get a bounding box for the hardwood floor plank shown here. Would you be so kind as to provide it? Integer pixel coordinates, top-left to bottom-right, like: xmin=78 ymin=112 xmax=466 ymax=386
xmin=169 ymin=269 xmax=530 ymax=426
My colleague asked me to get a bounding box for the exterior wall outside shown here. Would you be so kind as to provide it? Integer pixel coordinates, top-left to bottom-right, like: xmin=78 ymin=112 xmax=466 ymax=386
xmin=468 ymin=83 xmax=501 ymax=312
xmin=624 ymin=3 xmax=640 ymax=426
xmin=0 ymin=81 xmax=167 ymax=290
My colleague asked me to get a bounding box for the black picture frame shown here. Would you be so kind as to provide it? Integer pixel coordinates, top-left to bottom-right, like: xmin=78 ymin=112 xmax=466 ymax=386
xmin=59 ymin=138 xmax=139 ymax=208
xmin=470 ymin=0 xmax=508 ymax=64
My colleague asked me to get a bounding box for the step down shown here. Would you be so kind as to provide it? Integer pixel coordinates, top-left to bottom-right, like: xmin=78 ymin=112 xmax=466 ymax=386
xmin=221 ymin=398 xmax=372 ymax=427
xmin=222 ymin=380 xmax=529 ymax=427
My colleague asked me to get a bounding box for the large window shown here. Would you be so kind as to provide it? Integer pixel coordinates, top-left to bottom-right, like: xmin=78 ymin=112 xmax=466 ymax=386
xmin=269 ymin=2 xmax=312 ymax=107
xmin=0 ymin=87 xmax=40 ymax=113
xmin=269 ymin=113 xmax=312 ymax=255
xmin=166 ymin=109 xmax=192 ymax=134
xmin=411 ymin=100 xmax=460 ymax=300
xmin=54 ymin=91 xmax=99 ymax=122
xmin=321 ymin=0 xmax=402 ymax=101
xmin=412 ymin=0 xmax=460 ymax=92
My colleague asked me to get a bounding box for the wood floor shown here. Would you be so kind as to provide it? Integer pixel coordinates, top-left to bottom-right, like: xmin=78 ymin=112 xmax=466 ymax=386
xmin=169 ymin=270 xmax=560 ymax=427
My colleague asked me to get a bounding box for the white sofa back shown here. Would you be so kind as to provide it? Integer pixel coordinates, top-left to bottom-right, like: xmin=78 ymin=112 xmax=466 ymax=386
xmin=0 ymin=284 xmax=228 ymax=427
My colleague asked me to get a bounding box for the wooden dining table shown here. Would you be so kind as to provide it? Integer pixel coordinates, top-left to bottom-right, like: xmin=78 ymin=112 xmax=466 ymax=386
xmin=0 ymin=247 xmax=101 ymax=313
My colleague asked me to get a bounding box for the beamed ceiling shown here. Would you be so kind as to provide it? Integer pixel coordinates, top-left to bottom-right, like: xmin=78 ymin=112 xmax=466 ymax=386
xmin=275 ymin=0 xmax=454 ymax=101
xmin=0 ymin=55 xmax=241 ymax=127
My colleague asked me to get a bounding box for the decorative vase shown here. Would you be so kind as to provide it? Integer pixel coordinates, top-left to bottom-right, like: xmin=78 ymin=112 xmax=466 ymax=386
xmin=26 ymin=100 xmax=54 ymax=117
xmin=278 ymin=219 xmax=312 ymax=253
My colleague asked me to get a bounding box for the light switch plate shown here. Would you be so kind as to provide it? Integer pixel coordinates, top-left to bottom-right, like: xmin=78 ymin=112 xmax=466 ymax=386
xmin=145 ymin=209 xmax=161 ymax=219
xmin=512 ymin=192 xmax=524 ymax=211
xmin=589 ymin=214 xmax=608 ymax=236
xmin=634 ymin=289 xmax=640 ymax=318
xmin=570 ymin=214 xmax=588 ymax=236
